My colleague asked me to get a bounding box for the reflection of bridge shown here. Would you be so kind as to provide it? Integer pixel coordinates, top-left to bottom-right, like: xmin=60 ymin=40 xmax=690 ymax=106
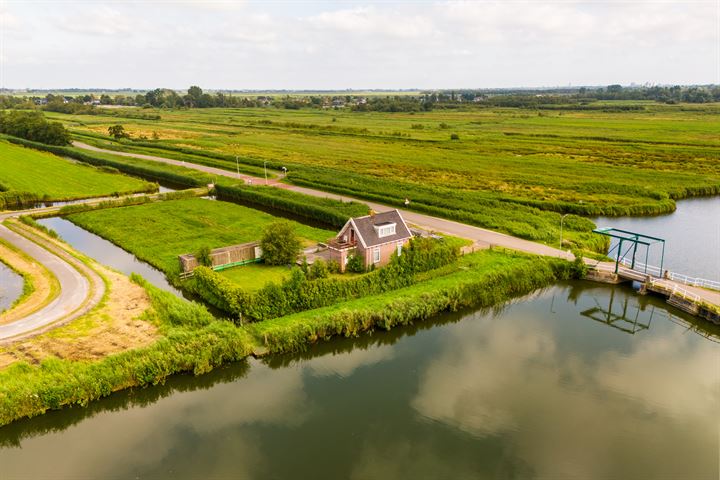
xmin=589 ymin=228 xmax=720 ymax=325
xmin=581 ymin=288 xmax=653 ymax=334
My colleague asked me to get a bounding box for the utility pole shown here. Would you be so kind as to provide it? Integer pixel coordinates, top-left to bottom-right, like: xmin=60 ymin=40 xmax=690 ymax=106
xmin=264 ymin=160 xmax=268 ymax=185
xmin=236 ymin=156 xmax=240 ymax=177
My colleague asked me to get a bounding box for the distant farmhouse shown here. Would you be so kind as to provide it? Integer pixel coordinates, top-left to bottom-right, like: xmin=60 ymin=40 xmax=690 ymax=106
xmin=328 ymin=210 xmax=413 ymax=272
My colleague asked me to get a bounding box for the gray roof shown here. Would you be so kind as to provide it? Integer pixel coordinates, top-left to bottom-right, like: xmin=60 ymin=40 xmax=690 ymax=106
xmin=350 ymin=210 xmax=412 ymax=248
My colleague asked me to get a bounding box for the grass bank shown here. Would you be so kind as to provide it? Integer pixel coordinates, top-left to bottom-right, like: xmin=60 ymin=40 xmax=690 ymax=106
xmin=0 ymin=249 xmax=578 ymax=426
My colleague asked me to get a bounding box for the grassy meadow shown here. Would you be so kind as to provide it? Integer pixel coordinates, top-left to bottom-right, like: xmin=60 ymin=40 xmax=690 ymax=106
xmin=42 ymin=102 xmax=720 ymax=250
xmin=66 ymin=197 xmax=334 ymax=279
xmin=0 ymin=140 xmax=155 ymax=202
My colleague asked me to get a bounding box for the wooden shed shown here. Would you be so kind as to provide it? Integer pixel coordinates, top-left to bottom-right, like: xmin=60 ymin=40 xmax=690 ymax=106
xmin=179 ymin=241 xmax=262 ymax=274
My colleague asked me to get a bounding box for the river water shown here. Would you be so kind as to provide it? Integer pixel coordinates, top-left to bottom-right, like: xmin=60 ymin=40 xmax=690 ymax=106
xmin=0 ymin=282 xmax=717 ymax=479
xmin=0 ymin=263 xmax=23 ymax=312
xmin=1 ymin=199 xmax=718 ymax=479
xmin=595 ymin=196 xmax=720 ymax=282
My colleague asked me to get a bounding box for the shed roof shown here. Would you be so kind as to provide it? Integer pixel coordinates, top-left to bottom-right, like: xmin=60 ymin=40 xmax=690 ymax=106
xmin=346 ymin=210 xmax=412 ymax=248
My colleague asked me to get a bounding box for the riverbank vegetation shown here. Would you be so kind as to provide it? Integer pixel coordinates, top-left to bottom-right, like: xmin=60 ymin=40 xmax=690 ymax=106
xmin=38 ymin=102 xmax=719 ymax=251
xmin=0 ymin=248 xmax=578 ymax=427
xmin=0 ymin=140 xmax=156 ymax=208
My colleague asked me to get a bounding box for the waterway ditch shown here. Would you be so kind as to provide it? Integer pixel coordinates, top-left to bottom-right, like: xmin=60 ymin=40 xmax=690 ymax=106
xmin=0 ymin=263 xmax=23 ymax=313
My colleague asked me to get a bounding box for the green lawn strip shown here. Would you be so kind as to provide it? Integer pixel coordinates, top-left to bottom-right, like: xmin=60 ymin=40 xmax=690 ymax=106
xmin=0 ymin=140 xmax=155 ymax=202
xmin=66 ymin=197 xmax=335 ymax=277
xmin=219 ymin=264 xmax=293 ymax=291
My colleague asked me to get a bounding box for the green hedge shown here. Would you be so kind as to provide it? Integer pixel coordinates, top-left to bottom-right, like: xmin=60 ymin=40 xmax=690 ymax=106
xmin=214 ymin=183 xmax=368 ymax=229
xmin=0 ymin=191 xmax=40 ymax=210
xmin=192 ymin=237 xmax=460 ymax=321
xmin=249 ymin=253 xmax=577 ymax=353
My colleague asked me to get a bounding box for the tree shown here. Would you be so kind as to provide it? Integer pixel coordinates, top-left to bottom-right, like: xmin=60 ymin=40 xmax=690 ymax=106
xmin=108 ymin=124 xmax=128 ymax=139
xmin=260 ymin=221 xmax=302 ymax=266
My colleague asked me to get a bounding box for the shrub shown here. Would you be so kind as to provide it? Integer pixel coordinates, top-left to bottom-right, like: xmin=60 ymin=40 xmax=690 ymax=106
xmin=450 ymin=133 xmax=460 ymax=140
xmin=196 ymin=246 xmax=212 ymax=267
xmin=346 ymin=254 xmax=365 ymax=273
xmin=261 ymin=221 xmax=301 ymax=266
xmin=0 ymin=111 xmax=70 ymax=145
xmin=308 ymin=259 xmax=329 ymax=280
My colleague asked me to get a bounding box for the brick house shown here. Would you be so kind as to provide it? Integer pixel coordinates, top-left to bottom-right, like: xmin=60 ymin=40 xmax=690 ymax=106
xmin=328 ymin=210 xmax=413 ymax=272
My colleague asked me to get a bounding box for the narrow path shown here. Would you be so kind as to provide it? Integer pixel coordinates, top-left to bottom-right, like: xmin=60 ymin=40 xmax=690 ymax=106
xmin=73 ymin=141 xmax=575 ymax=261
xmin=0 ymin=219 xmax=104 ymax=343
xmin=72 ymin=141 xmax=720 ymax=313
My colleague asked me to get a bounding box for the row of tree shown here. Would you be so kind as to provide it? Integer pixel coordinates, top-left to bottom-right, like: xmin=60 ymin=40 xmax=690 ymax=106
xmin=0 ymin=111 xmax=70 ymax=145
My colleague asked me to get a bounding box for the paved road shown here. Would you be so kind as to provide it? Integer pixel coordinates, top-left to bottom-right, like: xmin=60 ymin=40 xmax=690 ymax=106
xmin=73 ymin=141 xmax=576 ymax=261
xmin=73 ymin=141 xmax=720 ymax=312
xmin=0 ymin=219 xmax=102 ymax=342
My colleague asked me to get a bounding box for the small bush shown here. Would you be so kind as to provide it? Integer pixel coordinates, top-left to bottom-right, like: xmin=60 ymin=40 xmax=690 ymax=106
xmin=196 ymin=246 xmax=212 ymax=267
xmin=346 ymin=254 xmax=365 ymax=273
xmin=450 ymin=133 xmax=460 ymax=140
xmin=261 ymin=221 xmax=301 ymax=266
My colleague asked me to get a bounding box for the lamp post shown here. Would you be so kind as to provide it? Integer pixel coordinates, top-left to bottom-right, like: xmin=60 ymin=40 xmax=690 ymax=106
xmin=559 ymin=213 xmax=569 ymax=250
xmin=236 ymin=156 xmax=240 ymax=177
xmin=264 ymin=161 xmax=268 ymax=185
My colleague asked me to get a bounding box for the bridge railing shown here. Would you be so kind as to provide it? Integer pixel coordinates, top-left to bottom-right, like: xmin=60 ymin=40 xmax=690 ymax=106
xmin=616 ymin=257 xmax=720 ymax=292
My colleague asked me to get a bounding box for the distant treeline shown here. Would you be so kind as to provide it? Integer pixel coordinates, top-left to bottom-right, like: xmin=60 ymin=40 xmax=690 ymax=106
xmin=0 ymin=84 xmax=718 ymax=114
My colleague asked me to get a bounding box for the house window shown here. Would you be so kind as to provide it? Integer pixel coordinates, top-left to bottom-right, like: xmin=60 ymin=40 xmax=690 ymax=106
xmin=373 ymin=247 xmax=381 ymax=263
xmin=397 ymin=243 xmax=402 ymax=257
xmin=375 ymin=223 xmax=396 ymax=238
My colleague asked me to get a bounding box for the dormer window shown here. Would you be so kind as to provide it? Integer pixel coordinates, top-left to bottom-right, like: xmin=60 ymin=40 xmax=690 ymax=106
xmin=374 ymin=222 xmax=396 ymax=238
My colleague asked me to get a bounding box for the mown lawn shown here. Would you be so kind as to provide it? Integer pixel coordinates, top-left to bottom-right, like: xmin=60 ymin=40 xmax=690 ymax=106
xmin=219 ymin=263 xmax=292 ymax=291
xmin=0 ymin=140 xmax=154 ymax=200
xmin=67 ymin=197 xmax=335 ymax=276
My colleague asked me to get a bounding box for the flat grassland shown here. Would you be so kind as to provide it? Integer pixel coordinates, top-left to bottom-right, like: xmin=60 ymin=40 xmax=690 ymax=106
xmin=0 ymin=140 xmax=155 ymax=201
xmin=46 ymin=103 xmax=720 ymax=249
xmin=66 ymin=197 xmax=334 ymax=278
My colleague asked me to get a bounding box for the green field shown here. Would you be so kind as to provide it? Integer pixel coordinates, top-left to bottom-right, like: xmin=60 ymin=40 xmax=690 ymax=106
xmin=0 ymin=140 xmax=155 ymax=202
xmin=67 ymin=197 xmax=334 ymax=279
xmin=43 ymin=103 xmax=720 ymax=250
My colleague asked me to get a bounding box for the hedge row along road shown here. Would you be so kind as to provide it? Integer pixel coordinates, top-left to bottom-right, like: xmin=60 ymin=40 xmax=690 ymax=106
xmin=72 ymin=141 xmax=576 ymax=261
xmin=0 ymin=212 xmax=104 ymax=342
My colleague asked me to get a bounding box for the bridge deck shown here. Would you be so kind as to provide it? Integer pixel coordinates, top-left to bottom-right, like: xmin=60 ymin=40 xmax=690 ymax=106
xmin=591 ymin=262 xmax=720 ymax=323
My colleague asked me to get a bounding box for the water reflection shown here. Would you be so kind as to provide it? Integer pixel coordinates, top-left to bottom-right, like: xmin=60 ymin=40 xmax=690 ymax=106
xmin=1 ymin=282 xmax=718 ymax=479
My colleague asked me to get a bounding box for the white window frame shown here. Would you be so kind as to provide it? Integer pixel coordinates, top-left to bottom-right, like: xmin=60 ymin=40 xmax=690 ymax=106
xmin=373 ymin=247 xmax=381 ymax=263
xmin=375 ymin=223 xmax=396 ymax=238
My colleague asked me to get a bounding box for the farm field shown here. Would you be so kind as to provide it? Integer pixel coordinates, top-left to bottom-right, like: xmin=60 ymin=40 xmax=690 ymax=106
xmin=66 ymin=197 xmax=335 ymax=280
xmin=0 ymin=140 xmax=155 ymax=202
xmin=44 ymin=102 xmax=720 ymax=249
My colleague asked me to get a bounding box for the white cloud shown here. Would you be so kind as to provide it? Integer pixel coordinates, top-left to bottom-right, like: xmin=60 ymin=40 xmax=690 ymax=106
xmin=1 ymin=0 xmax=717 ymax=88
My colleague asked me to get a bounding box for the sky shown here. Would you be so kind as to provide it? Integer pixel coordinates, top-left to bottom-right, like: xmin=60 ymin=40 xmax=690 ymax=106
xmin=0 ymin=0 xmax=718 ymax=90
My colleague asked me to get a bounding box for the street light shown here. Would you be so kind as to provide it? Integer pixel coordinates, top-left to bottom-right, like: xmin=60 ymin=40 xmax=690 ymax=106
xmin=264 ymin=161 xmax=268 ymax=185
xmin=559 ymin=213 xmax=569 ymax=249
xmin=235 ymin=156 xmax=240 ymax=177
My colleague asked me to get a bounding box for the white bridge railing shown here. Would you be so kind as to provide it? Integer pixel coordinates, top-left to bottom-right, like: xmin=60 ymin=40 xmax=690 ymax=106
xmin=616 ymin=258 xmax=720 ymax=292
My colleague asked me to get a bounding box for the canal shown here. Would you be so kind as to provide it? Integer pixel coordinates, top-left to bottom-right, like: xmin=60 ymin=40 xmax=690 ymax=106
xmin=0 ymin=281 xmax=717 ymax=479
xmin=0 ymin=263 xmax=23 ymax=313
xmin=0 ymin=197 xmax=718 ymax=479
